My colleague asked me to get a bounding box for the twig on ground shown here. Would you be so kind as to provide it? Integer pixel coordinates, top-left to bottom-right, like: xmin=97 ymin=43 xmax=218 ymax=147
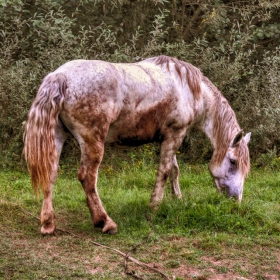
xmin=56 ymin=227 xmax=171 ymax=279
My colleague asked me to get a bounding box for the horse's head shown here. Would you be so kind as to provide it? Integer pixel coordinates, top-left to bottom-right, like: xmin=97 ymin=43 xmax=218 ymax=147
xmin=209 ymin=131 xmax=251 ymax=202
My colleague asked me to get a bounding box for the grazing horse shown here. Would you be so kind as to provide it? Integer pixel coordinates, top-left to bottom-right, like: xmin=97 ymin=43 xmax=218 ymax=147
xmin=23 ymin=55 xmax=251 ymax=235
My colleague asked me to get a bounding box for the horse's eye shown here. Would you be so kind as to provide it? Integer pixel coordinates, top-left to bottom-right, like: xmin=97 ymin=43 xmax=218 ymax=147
xmin=230 ymin=158 xmax=236 ymax=166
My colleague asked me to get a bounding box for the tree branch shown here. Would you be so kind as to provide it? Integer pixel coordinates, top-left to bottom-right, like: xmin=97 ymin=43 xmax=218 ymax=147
xmin=182 ymin=6 xmax=202 ymax=40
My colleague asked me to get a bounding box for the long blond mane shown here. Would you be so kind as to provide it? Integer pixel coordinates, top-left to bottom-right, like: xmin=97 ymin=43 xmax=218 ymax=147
xmin=152 ymin=55 xmax=202 ymax=100
xmin=203 ymin=76 xmax=250 ymax=175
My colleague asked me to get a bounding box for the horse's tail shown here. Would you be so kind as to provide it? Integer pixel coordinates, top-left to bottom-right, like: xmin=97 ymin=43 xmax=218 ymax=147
xmin=23 ymin=72 xmax=67 ymax=196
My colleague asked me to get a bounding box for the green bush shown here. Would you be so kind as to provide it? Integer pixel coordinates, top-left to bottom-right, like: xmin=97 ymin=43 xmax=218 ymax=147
xmin=0 ymin=0 xmax=279 ymax=167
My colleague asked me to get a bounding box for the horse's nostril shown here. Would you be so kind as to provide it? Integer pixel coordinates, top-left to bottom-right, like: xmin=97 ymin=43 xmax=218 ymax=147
xmin=225 ymin=187 xmax=240 ymax=199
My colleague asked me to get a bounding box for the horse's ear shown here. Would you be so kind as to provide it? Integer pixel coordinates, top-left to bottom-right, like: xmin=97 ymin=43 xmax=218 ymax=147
xmin=230 ymin=130 xmax=243 ymax=147
xmin=243 ymin=132 xmax=251 ymax=144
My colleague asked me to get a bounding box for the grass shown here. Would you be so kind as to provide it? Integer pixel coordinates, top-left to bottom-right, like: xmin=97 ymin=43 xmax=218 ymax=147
xmin=1 ymin=149 xmax=280 ymax=279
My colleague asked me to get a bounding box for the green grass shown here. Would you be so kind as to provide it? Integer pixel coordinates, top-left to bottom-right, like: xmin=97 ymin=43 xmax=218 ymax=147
xmin=1 ymin=154 xmax=280 ymax=279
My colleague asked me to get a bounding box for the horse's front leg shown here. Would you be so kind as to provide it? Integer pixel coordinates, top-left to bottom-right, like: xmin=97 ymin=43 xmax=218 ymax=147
xmin=149 ymin=136 xmax=184 ymax=209
xmin=169 ymin=155 xmax=182 ymax=199
xmin=78 ymin=141 xmax=117 ymax=234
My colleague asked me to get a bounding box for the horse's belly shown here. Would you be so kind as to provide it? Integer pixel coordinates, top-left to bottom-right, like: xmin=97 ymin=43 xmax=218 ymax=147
xmin=106 ymin=119 xmax=162 ymax=147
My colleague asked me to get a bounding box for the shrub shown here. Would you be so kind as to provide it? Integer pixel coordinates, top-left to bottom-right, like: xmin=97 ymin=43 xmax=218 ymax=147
xmin=0 ymin=0 xmax=279 ymax=167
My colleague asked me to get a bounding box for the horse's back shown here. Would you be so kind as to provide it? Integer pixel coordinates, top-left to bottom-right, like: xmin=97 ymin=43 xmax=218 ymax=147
xmin=54 ymin=58 xmax=196 ymax=147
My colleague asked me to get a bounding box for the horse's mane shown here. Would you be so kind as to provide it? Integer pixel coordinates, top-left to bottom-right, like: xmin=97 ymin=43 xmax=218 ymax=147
xmin=203 ymin=76 xmax=250 ymax=175
xmin=151 ymin=55 xmax=202 ymax=100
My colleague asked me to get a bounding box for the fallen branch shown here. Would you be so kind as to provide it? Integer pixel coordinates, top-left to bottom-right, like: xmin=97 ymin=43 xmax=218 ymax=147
xmin=56 ymin=227 xmax=171 ymax=280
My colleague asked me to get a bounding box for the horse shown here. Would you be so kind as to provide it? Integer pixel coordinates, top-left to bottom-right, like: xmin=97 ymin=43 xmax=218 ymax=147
xmin=23 ymin=55 xmax=251 ymax=235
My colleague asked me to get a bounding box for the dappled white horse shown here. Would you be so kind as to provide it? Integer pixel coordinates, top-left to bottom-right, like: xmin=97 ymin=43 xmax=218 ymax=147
xmin=23 ymin=55 xmax=251 ymax=235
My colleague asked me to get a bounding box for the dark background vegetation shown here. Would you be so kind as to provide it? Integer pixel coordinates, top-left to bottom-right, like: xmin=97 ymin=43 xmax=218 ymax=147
xmin=0 ymin=0 xmax=279 ymax=168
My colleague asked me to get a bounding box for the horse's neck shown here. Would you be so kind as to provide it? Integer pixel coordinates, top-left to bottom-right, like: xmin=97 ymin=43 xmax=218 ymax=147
xmin=197 ymin=83 xmax=240 ymax=151
xmin=199 ymin=112 xmax=218 ymax=150
xmin=196 ymin=84 xmax=218 ymax=148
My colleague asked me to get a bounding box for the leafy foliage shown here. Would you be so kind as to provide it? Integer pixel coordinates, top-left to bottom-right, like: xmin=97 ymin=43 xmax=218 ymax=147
xmin=0 ymin=0 xmax=279 ymax=167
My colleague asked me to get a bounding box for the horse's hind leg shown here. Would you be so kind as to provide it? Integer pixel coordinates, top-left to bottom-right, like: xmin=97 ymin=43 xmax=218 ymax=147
xmin=169 ymin=155 xmax=182 ymax=199
xmin=78 ymin=140 xmax=117 ymax=234
xmin=41 ymin=119 xmax=68 ymax=235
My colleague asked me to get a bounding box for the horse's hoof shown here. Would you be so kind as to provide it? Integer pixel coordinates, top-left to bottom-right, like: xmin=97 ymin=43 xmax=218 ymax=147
xmin=41 ymin=223 xmax=56 ymax=236
xmin=149 ymin=201 xmax=159 ymax=210
xmin=102 ymin=220 xmax=117 ymax=234
xmin=105 ymin=228 xmax=118 ymax=235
